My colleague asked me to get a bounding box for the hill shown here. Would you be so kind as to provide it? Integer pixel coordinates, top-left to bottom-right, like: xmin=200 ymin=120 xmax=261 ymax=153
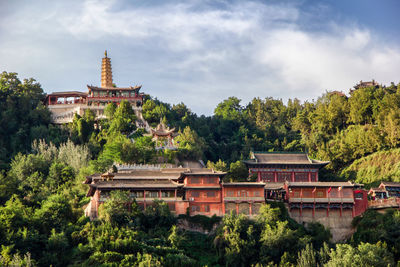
xmin=341 ymin=149 xmax=400 ymax=186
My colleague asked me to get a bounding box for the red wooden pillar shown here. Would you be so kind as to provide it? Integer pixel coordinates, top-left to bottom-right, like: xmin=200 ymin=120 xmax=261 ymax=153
xmin=352 ymin=205 xmax=355 ymax=217
xmin=143 ymin=190 xmax=146 ymax=209
xmin=274 ymin=172 xmax=278 ymax=182
xmin=159 ymin=189 xmax=161 ymax=199
xmin=257 ymin=172 xmax=261 ymax=182
xmin=316 ymin=172 xmax=319 ymax=182
xmin=308 ymin=172 xmax=311 ymax=182
xmin=249 ymin=203 xmax=252 ymax=216
xmin=236 ymin=203 xmax=239 ymax=215
xmin=313 ymin=202 xmax=315 ymax=218
xmin=291 ymin=172 xmax=295 ymax=182
xmin=174 ymin=189 xmax=177 ymax=200
xmin=222 ymin=185 xmax=225 ymax=215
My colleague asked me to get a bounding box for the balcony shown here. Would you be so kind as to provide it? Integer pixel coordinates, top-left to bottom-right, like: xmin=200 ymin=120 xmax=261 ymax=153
xmin=289 ymin=197 xmax=354 ymax=203
xmin=368 ymin=198 xmax=400 ymax=209
xmin=224 ymin=196 xmax=265 ymax=202
xmin=87 ymin=96 xmax=143 ymax=101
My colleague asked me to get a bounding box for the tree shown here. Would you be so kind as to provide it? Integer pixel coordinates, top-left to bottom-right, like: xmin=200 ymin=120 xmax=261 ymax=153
xmin=109 ymin=100 xmax=136 ymax=133
xmin=175 ymin=126 xmax=206 ymax=160
xmin=214 ymin=97 xmax=243 ymax=121
xmin=297 ymin=243 xmax=316 ymax=267
xmin=227 ymin=161 xmax=249 ymax=182
xmin=325 ymin=242 xmax=394 ymax=267
xmin=98 ymin=190 xmax=134 ymax=225
xmin=34 ymin=194 xmax=73 ymax=233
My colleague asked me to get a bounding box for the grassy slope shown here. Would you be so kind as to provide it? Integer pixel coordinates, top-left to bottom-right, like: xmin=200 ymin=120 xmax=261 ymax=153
xmin=340 ymin=149 xmax=400 ymax=187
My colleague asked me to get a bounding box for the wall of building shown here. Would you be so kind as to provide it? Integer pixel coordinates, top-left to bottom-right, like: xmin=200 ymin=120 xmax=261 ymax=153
xmin=289 ymin=206 xmax=355 ymax=242
xmin=249 ymin=168 xmax=319 ymax=183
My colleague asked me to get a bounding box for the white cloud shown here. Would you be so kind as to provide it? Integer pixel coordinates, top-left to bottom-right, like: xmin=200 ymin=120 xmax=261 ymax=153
xmin=0 ymin=0 xmax=399 ymax=115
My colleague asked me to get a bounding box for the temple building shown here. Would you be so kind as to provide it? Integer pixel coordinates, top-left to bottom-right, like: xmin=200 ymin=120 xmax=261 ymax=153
xmin=149 ymin=120 xmax=179 ymax=150
xmin=84 ymin=166 xmax=268 ymax=219
xmin=45 ymin=51 xmax=147 ymax=125
xmin=285 ymin=181 xmax=368 ymax=241
xmin=244 ymin=152 xmax=329 ymax=183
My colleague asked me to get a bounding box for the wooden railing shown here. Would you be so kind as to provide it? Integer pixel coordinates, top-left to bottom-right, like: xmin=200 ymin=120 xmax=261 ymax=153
xmin=368 ymin=198 xmax=400 ymax=208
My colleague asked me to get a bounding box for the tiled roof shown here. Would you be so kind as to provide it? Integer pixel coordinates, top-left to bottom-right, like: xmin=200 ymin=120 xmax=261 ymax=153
xmin=381 ymin=182 xmax=400 ymax=187
xmin=287 ymin=181 xmax=356 ymax=188
xmin=244 ymin=152 xmax=329 ymax=166
xmin=87 ymin=85 xmax=142 ymax=91
xmin=222 ymin=182 xmax=266 ymax=187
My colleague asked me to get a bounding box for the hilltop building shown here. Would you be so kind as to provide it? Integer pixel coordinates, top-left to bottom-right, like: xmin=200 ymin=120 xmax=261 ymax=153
xmin=45 ymin=51 xmax=147 ymax=125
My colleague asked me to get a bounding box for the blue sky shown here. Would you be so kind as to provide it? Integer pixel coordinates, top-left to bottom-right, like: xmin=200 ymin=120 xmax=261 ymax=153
xmin=1 ymin=0 xmax=399 ymax=115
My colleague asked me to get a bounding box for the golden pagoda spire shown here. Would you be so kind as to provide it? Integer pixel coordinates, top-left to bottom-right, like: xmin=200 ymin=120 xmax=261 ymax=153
xmin=101 ymin=50 xmax=113 ymax=88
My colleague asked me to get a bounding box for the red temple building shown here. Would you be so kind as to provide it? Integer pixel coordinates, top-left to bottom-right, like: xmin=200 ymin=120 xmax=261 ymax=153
xmin=45 ymin=51 xmax=146 ymax=124
xmin=84 ymin=167 xmax=268 ymax=219
xmin=244 ymin=152 xmax=329 ymax=183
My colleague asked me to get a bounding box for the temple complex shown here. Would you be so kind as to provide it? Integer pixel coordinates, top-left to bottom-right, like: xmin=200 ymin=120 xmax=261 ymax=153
xmin=83 ymin=151 xmax=400 ymax=241
xmin=45 ymin=51 xmax=147 ymax=125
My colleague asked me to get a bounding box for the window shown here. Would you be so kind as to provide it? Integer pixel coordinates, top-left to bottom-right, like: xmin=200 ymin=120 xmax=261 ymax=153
xmin=204 ymin=205 xmax=210 ymax=212
xmin=239 ymin=190 xmax=248 ymax=197
xmin=316 ymin=191 xmax=324 ymax=197
xmin=161 ymin=191 xmax=174 ymax=198
xmin=293 ymin=191 xmax=300 ymax=197
xmin=227 ymin=191 xmax=234 ymax=197
xmin=295 ymin=173 xmax=308 ymax=182
xmin=145 ymin=191 xmax=159 ymax=198
xmin=277 ymin=172 xmax=292 ymax=182
xmin=205 ymin=177 xmax=216 ymax=184
xmin=191 ymin=177 xmax=201 ymax=184
xmin=354 ymin=193 xmax=363 ymax=200
xmin=261 ymin=172 xmax=275 ymax=182
xmin=191 ymin=191 xmax=200 ymax=197
xmin=207 ymin=191 xmax=216 ymax=197
xmin=130 ymin=191 xmax=144 ymax=198
xmin=191 ymin=205 xmax=200 ymax=212
xmin=255 ymin=191 xmax=261 ymax=197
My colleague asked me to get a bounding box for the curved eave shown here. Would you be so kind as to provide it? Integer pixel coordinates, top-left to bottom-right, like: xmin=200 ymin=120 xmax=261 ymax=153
xmin=243 ymin=161 xmax=329 ymax=169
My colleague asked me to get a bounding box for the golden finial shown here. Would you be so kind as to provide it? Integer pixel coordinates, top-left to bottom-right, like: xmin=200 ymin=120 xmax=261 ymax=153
xmin=104 ymin=50 xmax=107 ymax=58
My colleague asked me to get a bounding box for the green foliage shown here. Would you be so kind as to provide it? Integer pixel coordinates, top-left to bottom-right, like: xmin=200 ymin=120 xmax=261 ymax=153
xmin=341 ymin=149 xmax=400 ymax=185
xmin=325 ymin=242 xmax=394 ymax=267
xmin=175 ymin=126 xmax=206 ymax=160
xmin=98 ymin=191 xmax=138 ymax=225
xmin=227 ymin=160 xmax=249 ymax=182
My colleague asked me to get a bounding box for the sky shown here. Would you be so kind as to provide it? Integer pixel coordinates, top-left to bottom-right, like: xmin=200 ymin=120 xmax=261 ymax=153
xmin=0 ymin=0 xmax=399 ymax=115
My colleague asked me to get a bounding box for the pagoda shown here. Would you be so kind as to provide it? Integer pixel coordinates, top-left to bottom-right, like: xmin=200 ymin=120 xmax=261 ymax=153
xmin=45 ymin=51 xmax=147 ymax=124
xmin=87 ymin=50 xmax=145 ymax=108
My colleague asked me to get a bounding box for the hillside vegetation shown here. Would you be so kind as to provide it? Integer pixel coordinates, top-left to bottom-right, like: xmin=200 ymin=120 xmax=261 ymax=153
xmin=1 ymin=71 xmax=400 ymax=266
xmin=341 ymin=149 xmax=400 ymax=186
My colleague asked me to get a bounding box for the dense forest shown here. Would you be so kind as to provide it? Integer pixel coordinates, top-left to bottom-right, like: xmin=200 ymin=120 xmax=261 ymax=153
xmin=1 ymin=71 xmax=400 ymax=266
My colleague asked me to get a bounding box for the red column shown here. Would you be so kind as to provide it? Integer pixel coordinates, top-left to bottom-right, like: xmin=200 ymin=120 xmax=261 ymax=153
xmin=291 ymin=172 xmax=295 ymax=182
xmin=249 ymin=203 xmax=252 ymax=216
xmin=316 ymin=172 xmax=319 ymax=182
xmin=257 ymin=172 xmax=261 ymax=182
xmin=312 ymin=203 xmax=315 ymax=218
xmin=222 ymin=185 xmax=225 ymax=215
xmin=143 ymin=190 xmax=146 ymax=209
xmin=308 ymin=172 xmax=311 ymax=182
xmin=274 ymin=172 xmax=277 ymax=182
xmin=236 ymin=203 xmax=239 ymax=215
xmin=174 ymin=189 xmax=177 ymax=200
